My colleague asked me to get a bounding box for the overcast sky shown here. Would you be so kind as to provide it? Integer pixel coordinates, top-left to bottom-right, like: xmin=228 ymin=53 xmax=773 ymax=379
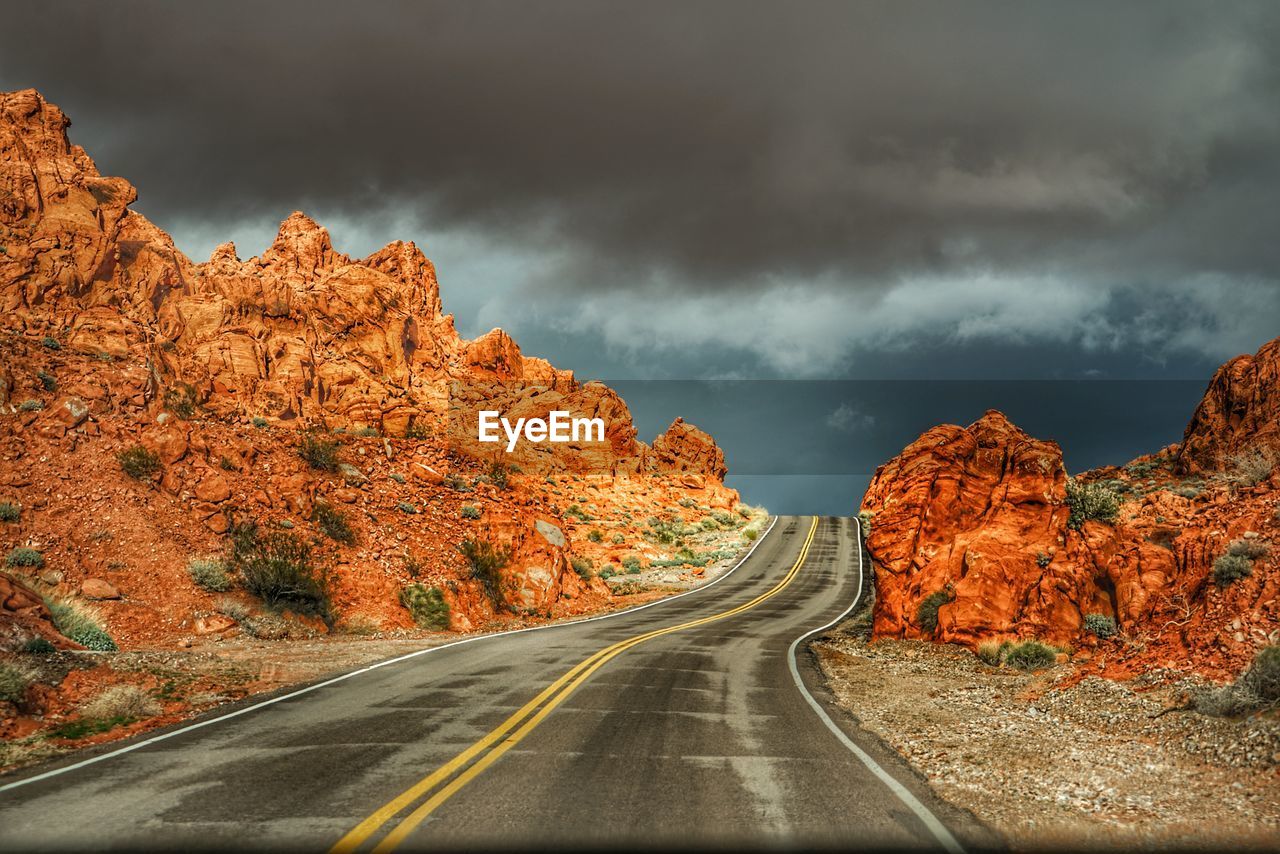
xmin=3 ymin=1 xmax=1277 ymax=511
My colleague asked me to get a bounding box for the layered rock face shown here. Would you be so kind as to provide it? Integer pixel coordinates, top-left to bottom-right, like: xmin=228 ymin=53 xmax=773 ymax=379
xmin=0 ymin=89 xmax=742 ymax=647
xmin=862 ymin=339 xmax=1280 ymax=678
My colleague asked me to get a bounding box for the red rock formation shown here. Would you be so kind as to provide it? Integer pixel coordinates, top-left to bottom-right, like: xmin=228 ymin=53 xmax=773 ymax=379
xmin=1177 ymin=336 xmax=1280 ymax=474
xmin=0 ymin=571 xmax=79 ymax=651
xmin=0 ymin=88 xmax=743 ymax=648
xmin=862 ymin=339 xmax=1280 ymax=679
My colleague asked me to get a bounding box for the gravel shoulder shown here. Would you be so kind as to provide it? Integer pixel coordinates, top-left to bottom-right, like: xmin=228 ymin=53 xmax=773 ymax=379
xmin=815 ymin=633 xmax=1280 ymax=851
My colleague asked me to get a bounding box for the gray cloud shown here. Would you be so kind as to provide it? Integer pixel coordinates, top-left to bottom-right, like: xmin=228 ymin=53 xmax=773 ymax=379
xmin=1 ymin=1 xmax=1278 ymax=383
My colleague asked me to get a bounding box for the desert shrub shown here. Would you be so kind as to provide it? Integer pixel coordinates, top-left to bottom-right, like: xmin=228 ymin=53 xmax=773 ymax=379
xmin=298 ymin=433 xmax=341 ymax=471
xmin=37 ymin=370 xmax=56 ymax=392
xmin=621 ymin=555 xmax=643 ymax=574
xmin=389 ymin=472 xmax=406 ymax=484
xmin=399 ymin=584 xmax=451 ymax=630
xmin=232 ymin=528 xmax=332 ymax=619
xmin=6 ymin=547 xmax=43 ymax=568
xmin=743 ymin=527 xmax=759 ymax=541
xmin=405 ymin=421 xmax=430 ymax=439
xmin=488 ymin=460 xmax=510 ymax=490
xmin=314 ymin=502 xmax=356 ymax=545
xmin=587 ymin=529 xmax=603 ymax=543
xmin=976 ymin=640 xmax=1006 ymax=666
xmin=163 ymin=384 xmax=199 ymax=419
xmin=215 ymin=597 xmax=250 ymax=622
xmin=219 ymin=456 xmax=236 ymax=471
xmin=678 ymin=497 xmax=698 ymax=508
xmin=251 ymin=416 xmax=268 ymax=428
xmin=404 ymin=553 xmax=425 ymax=579
xmin=1227 ymin=538 xmax=1271 ymax=560
xmin=699 ymin=517 xmax=719 ymax=531
xmin=0 ymin=502 xmax=19 ymax=522
xmin=1036 ymin=552 xmax=1052 ymax=568
xmin=397 ymin=501 xmax=419 ymax=514
xmin=18 ymin=399 xmax=43 ymax=412
xmin=1174 ymin=485 xmax=1200 ymax=499
xmin=571 ymin=556 xmax=594 ymax=579
xmin=23 ymin=637 xmax=56 ymax=655
xmin=0 ymin=662 xmax=35 ymax=703
xmin=45 ymin=599 xmax=116 ymax=651
xmin=1228 ymin=446 xmax=1277 ymax=486
xmin=459 ymin=538 xmax=512 ymax=606
xmin=1066 ymin=479 xmax=1121 ymax=529
xmin=460 ymin=505 xmax=482 ymax=520
xmin=857 ymin=509 xmax=875 ymax=534
xmin=599 ymin=566 xmax=616 ymax=579
xmin=355 ymin=426 xmax=380 ymax=437
xmin=610 ymin=533 xmax=625 ymax=545
xmin=1004 ymin=640 xmax=1058 ymax=671
xmin=443 ymin=474 xmax=472 ymax=492
xmin=736 ymin=503 xmax=753 ymax=519
xmin=1195 ymin=645 xmax=1280 ymax=716
xmin=1083 ymin=613 xmax=1117 ymax=638
xmin=187 ymin=557 xmax=231 ymax=592
xmin=1213 ymin=553 xmax=1254 ymax=587
xmin=79 ymin=685 xmax=159 ymax=720
xmin=117 ymin=445 xmax=161 ymax=481
xmin=916 ymin=589 xmax=952 ymax=635
xmin=41 ymin=336 xmax=60 ymax=350
xmin=565 ymin=504 xmax=592 ymax=522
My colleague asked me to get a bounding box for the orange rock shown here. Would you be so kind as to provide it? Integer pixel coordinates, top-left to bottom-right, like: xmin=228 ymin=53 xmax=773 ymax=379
xmin=81 ymin=578 xmax=121 ymax=600
xmin=194 ymin=472 xmax=231 ymax=503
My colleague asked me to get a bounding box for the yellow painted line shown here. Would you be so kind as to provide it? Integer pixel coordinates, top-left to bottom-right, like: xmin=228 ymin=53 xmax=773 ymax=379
xmin=333 ymin=516 xmax=819 ymax=853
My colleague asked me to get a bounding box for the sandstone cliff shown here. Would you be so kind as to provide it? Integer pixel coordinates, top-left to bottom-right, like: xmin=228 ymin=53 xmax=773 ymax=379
xmin=0 ymin=88 xmax=746 ymax=655
xmin=862 ymin=339 xmax=1280 ymax=679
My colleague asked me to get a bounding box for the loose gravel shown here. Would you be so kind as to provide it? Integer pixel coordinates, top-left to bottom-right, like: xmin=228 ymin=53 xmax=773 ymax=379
xmin=815 ymin=634 xmax=1280 ymax=851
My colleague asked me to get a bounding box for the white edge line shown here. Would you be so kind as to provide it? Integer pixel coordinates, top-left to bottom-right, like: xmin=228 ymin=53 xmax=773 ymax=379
xmin=785 ymin=516 xmax=965 ymax=854
xmin=0 ymin=515 xmax=781 ymax=795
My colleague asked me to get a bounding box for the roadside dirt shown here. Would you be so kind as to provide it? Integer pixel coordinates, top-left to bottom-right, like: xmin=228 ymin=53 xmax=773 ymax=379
xmin=815 ymin=633 xmax=1280 ymax=851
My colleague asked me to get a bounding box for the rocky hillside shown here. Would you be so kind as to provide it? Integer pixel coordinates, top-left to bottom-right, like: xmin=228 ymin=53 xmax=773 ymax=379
xmin=0 ymin=88 xmax=755 ymax=655
xmin=861 ymin=337 xmax=1280 ymax=680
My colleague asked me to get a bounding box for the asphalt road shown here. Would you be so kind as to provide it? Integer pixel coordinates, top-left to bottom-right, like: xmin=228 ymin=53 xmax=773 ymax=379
xmin=0 ymin=516 xmax=996 ymax=851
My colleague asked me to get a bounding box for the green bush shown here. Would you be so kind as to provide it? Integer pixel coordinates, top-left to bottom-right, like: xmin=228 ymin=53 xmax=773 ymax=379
xmin=610 ymin=533 xmax=625 ymax=545
xmin=0 ymin=662 xmax=35 ymax=703
xmin=587 ymin=529 xmax=603 ymax=543
xmin=488 ymin=460 xmax=510 ymax=490
xmin=41 ymin=336 xmax=60 ymax=350
xmin=460 ymin=505 xmax=482 ymax=520
xmin=79 ymin=685 xmax=159 ymax=720
xmin=389 ymin=472 xmax=406 ymax=484
xmin=976 ymin=640 xmax=1005 ymax=666
xmin=1174 ymin=485 xmax=1200 ymax=499
xmin=117 ymin=445 xmax=161 ymax=481
xmin=1035 ymin=552 xmax=1052 ymax=568
xmin=405 ymin=421 xmax=431 ymax=439
xmin=23 ymin=637 xmax=56 ymax=655
xmin=1004 ymin=640 xmax=1058 ymax=671
xmin=599 ymin=566 xmax=616 ymax=579
xmin=46 ymin=599 xmax=116 ymax=651
xmin=1228 ymin=447 xmax=1277 ymax=486
xmin=314 ymin=502 xmax=356 ymax=545
xmin=355 ymin=426 xmax=380 ymax=438
xmin=1213 ymin=553 xmax=1254 ymax=587
xmin=18 ymin=399 xmax=43 ymax=412
xmin=621 ymin=555 xmax=643 ymax=574
xmin=232 ymin=527 xmax=332 ymax=619
xmin=1195 ymin=644 xmax=1280 ymax=716
xmin=1066 ymin=479 xmax=1121 ymax=530
xmin=459 ymin=538 xmax=512 ymax=607
xmin=0 ymin=502 xmax=19 ymax=522
xmin=298 ymin=433 xmax=341 ymax=471
xmin=187 ymin=557 xmax=231 ymax=592
xmin=571 ymin=556 xmax=594 ymax=579
xmin=565 ymin=504 xmax=592 ymax=522
xmin=6 ymin=547 xmax=43 ymax=568
xmin=1083 ymin=613 xmax=1117 ymax=638
xmin=916 ymin=589 xmax=952 ymax=635
xmin=399 ymin=584 xmax=451 ymax=630
xmin=743 ymin=527 xmax=759 ymax=541
xmin=1227 ymin=538 xmax=1271 ymax=560
xmin=37 ymin=370 xmax=56 ymax=392
xmin=163 ymin=384 xmax=198 ymax=419
xmin=397 ymin=501 xmax=419 ymax=514
xmin=252 ymin=416 xmax=268 ymax=428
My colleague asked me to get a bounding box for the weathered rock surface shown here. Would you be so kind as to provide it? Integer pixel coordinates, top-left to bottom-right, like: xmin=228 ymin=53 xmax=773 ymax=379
xmin=862 ymin=338 xmax=1280 ymax=679
xmin=0 ymin=88 xmax=744 ymax=646
xmin=0 ymin=571 xmax=79 ymax=651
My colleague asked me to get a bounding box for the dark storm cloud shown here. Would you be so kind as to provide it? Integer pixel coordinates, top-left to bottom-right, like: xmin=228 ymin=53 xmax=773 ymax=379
xmin=2 ymin=0 xmax=1278 ymax=290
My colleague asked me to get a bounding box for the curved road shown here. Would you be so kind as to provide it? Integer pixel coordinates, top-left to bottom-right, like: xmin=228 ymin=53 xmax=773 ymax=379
xmin=0 ymin=516 xmax=994 ymax=851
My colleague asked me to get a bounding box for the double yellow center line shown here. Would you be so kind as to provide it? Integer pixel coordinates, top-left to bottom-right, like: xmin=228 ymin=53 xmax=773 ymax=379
xmin=332 ymin=516 xmax=819 ymax=853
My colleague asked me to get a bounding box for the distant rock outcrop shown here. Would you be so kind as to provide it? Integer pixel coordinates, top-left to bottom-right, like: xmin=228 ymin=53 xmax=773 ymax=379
xmin=862 ymin=338 xmax=1280 ymax=679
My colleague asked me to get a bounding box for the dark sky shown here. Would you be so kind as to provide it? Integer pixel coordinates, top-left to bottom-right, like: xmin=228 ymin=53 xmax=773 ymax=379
xmin=3 ymin=1 xmax=1278 ymax=512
